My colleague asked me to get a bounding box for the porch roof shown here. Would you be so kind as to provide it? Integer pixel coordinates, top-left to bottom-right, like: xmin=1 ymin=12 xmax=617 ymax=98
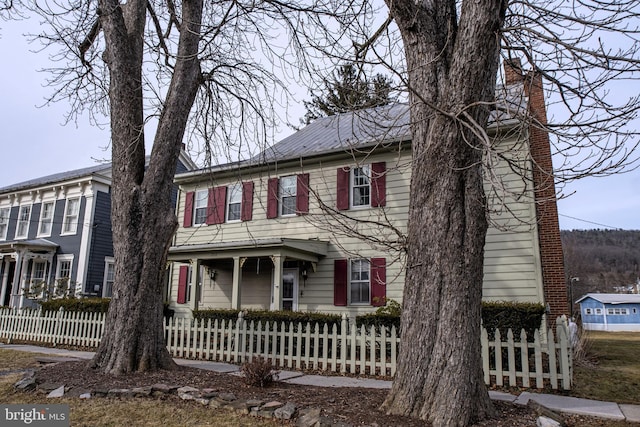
xmin=0 ymin=239 xmax=58 ymax=254
xmin=168 ymin=238 xmax=329 ymax=262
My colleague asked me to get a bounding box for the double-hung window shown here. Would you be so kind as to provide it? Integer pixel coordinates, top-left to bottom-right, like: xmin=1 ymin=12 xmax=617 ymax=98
xmin=103 ymin=258 xmax=115 ymax=298
xmin=350 ymin=259 xmax=371 ymax=304
xmin=193 ymin=189 xmax=208 ymax=225
xmin=351 ymin=166 xmax=371 ymax=208
xmin=38 ymin=201 xmax=55 ymax=236
xmin=227 ymin=183 xmax=242 ymax=221
xmin=62 ymin=198 xmax=80 ymax=234
xmin=279 ymin=176 xmax=297 ymax=216
xmin=30 ymin=260 xmax=47 ymax=297
xmin=607 ymin=308 xmax=628 ymax=315
xmin=55 ymin=255 xmax=73 ymax=297
xmin=0 ymin=207 xmax=9 ymax=240
xmin=15 ymin=205 xmax=31 ymax=239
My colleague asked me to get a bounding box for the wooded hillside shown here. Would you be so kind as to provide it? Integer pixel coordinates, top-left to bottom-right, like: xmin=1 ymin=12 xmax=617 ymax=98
xmin=561 ymin=229 xmax=640 ymax=302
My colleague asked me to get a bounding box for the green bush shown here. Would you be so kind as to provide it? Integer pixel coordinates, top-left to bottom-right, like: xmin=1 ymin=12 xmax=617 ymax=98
xmin=355 ymin=300 xmax=545 ymax=340
xmin=481 ymin=301 xmax=546 ymax=340
xmin=193 ymin=309 xmax=342 ymax=329
xmin=39 ymin=297 xmax=111 ymax=313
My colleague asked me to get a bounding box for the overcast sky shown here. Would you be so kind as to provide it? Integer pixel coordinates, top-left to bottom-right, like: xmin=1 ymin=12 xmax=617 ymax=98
xmin=1 ymin=18 xmax=638 ymax=231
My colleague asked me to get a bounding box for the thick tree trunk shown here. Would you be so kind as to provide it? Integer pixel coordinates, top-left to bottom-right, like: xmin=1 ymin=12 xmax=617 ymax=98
xmin=90 ymin=0 xmax=202 ymax=375
xmin=381 ymin=0 xmax=507 ymax=425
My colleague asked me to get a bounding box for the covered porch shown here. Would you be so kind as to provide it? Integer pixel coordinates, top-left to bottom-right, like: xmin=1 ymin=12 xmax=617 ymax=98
xmin=0 ymin=239 xmax=58 ymax=309
xmin=168 ymin=238 xmax=328 ymax=313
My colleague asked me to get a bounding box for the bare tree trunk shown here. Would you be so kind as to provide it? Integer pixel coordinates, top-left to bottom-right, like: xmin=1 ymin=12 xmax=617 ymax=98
xmin=380 ymin=0 xmax=507 ymax=425
xmin=89 ymin=0 xmax=203 ymax=374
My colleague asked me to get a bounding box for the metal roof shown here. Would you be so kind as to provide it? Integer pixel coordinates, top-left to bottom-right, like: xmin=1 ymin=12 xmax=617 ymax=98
xmin=577 ymin=293 xmax=640 ymax=305
xmin=0 ymin=162 xmax=112 ymax=195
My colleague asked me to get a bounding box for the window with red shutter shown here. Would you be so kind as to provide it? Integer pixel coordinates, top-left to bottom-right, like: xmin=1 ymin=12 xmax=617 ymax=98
xmin=177 ymin=265 xmax=189 ymax=304
xmin=296 ymin=173 xmax=309 ymax=215
xmin=241 ymin=181 xmax=254 ymax=221
xmin=334 ymin=259 xmax=348 ymax=306
xmin=336 ymin=168 xmax=350 ymax=210
xmin=266 ymin=178 xmax=279 ymax=219
xmin=183 ymin=192 xmax=194 ymax=227
xmin=371 ymin=257 xmax=386 ymax=307
xmin=371 ymin=162 xmax=386 ymax=207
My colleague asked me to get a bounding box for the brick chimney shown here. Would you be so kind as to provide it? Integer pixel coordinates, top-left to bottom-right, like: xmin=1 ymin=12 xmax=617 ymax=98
xmin=504 ymin=58 xmax=524 ymax=85
xmin=517 ymin=65 xmax=568 ymax=319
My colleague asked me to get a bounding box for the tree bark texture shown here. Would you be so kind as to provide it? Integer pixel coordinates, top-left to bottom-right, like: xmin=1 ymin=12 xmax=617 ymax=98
xmin=90 ymin=0 xmax=203 ymax=375
xmin=380 ymin=0 xmax=507 ymax=425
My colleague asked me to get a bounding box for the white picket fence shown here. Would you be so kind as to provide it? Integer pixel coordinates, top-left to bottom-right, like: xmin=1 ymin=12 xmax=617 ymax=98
xmin=0 ymin=308 xmax=572 ymax=390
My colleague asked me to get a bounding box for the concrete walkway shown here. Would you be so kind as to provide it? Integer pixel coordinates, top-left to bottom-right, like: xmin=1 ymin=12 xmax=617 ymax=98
xmin=2 ymin=343 xmax=639 ymax=423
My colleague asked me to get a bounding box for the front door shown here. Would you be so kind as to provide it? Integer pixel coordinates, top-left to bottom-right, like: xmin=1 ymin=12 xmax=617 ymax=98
xmin=282 ymin=268 xmax=298 ymax=311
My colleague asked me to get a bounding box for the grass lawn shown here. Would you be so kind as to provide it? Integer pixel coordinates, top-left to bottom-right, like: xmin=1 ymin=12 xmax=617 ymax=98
xmin=572 ymin=331 xmax=640 ymax=405
xmin=0 ymin=350 xmax=281 ymax=427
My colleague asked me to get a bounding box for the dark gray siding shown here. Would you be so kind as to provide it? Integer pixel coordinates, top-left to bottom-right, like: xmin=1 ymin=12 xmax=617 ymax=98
xmin=85 ymin=190 xmax=113 ymax=295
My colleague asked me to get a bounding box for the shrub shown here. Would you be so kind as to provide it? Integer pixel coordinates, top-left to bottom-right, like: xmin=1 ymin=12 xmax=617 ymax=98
xmin=193 ymin=309 xmax=341 ymax=329
xmin=39 ymin=297 xmax=111 ymax=313
xmin=481 ymin=301 xmax=546 ymax=341
xmin=240 ymin=357 xmax=280 ymax=387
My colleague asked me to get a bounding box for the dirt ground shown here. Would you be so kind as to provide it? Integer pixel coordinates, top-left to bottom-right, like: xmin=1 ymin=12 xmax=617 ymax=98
xmin=31 ymin=361 xmax=632 ymax=427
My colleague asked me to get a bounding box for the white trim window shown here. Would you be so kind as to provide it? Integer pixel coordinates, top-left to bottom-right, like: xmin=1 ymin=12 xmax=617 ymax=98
xmin=227 ymin=183 xmax=242 ymax=222
xmin=54 ymin=255 xmax=74 ymax=297
xmin=0 ymin=207 xmax=9 ymax=240
xmin=62 ymin=198 xmax=80 ymax=235
xmin=15 ymin=205 xmax=31 ymax=239
xmin=584 ymin=308 xmax=593 ymax=315
xmin=193 ymin=189 xmax=208 ymax=225
xmin=607 ymin=308 xmax=628 ymax=315
xmin=103 ymin=258 xmax=115 ymax=298
xmin=351 ymin=165 xmax=370 ymax=208
xmin=595 ymin=308 xmax=603 ymax=315
xmin=38 ymin=201 xmax=55 ymax=237
xmin=279 ymin=175 xmax=297 ymax=216
xmin=350 ymin=259 xmax=370 ymax=304
xmin=29 ymin=260 xmax=48 ymax=298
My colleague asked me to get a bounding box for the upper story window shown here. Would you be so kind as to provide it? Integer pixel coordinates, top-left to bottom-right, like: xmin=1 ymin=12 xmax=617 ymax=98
xmin=227 ymin=183 xmax=242 ymax=221
xmin=15 ymin=205 xmax=31 ymax=239
xmin=193 ymin=189 xmax=208 ymax=225
xmin=38 ymin=201 xmax=55 ymax=237
xmin=279 ymin=176 xmax=297 ymax=216
xmin=351 ymin=166 xmax=370 ymax=208
xmin=337 ymin=162 xmax=386 ymax=211
xmin=62 ymin=198 xmax=80 ymax=235
xmin=0 ymin=207 xmax=9 ymax=240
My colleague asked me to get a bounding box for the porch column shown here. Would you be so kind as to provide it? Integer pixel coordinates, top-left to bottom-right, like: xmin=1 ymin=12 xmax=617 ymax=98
xmin=231 ymin=256 xmax=243 ymax=309
xmin=0 ymin=258 xmax=7 ymax=306
xmin=271 ymin=255 xmax=283 ymax=311
xmin=17 ymin=253 xmax=29 ymax=309
xmin=189 ymin=259 xmax=201 ymax=311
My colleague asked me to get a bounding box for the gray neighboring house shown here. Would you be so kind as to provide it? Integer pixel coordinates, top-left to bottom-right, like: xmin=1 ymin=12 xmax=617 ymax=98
xmin=0 ymin=150 xmax=195 ymax=309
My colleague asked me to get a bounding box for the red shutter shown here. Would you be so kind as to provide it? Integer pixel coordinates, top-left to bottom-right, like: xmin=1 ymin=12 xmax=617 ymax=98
xmin=241 ymin=181 xmax=254 ymax=221
xmin=177 ymin=265 xmax=189 ymax=304
xmin=206 ymin=186 xmax=227 ymax=225
xmin=336 ymin=167 xmax=350 ymax=210
xmin=183 ymin=191 xmax=194 ymax=228
xmin=371 ymin=257 xmax=386 ymax=307
xmin=267 ymin=178 xmax=279 ymax=219
xmin=334 ymin=259 xmax=348 ymax=306
xmin=296 ymin=173 xmax=309 ymax=215
xmin=371 ymin=162 xmax=386 ymax=207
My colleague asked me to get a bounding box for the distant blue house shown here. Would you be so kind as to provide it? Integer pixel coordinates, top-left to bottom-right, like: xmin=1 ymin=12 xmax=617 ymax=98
xmin=577 ymin=293 xmax=640 ymax=332
xmin=0 ymin=150 xmax=195 ymax=309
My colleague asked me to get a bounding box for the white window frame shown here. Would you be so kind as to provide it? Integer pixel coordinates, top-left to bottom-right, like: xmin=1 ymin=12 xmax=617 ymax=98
xmin=595 ymin=308 xmax=603 ymax=315
xmin=54 ymin=255 xmax=74 ymax=298
xmin=193 ymin=189 xmax=208 ymax=225
xmin=103 ymin=257 xmax=115 ymax=298
xmin=350 ymin=165 xmax=371 ymax=208
xmin=279 ymin=176 xmax=297 ymax=216
xmin=607 ymin=307 xmax=628 ymax=315
xmin=226 ymin=183 xmax=242 ymax=222
xmin=584 ymin=308 xmax=592 ymax=315
xmin=349 ymin=259 xmax=371 ymax=305
xmin=62 ymin=198 xmax=80 ymax=235
xmin=15 ymin=204 xmax=32 ymax=239
xmin=0 ymin=207 xmax=9 ymax=240
xmin=37 ymin=201 xmax=55 ymax=237
xmin=29 ymin=260 xmax=48 ymax=298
